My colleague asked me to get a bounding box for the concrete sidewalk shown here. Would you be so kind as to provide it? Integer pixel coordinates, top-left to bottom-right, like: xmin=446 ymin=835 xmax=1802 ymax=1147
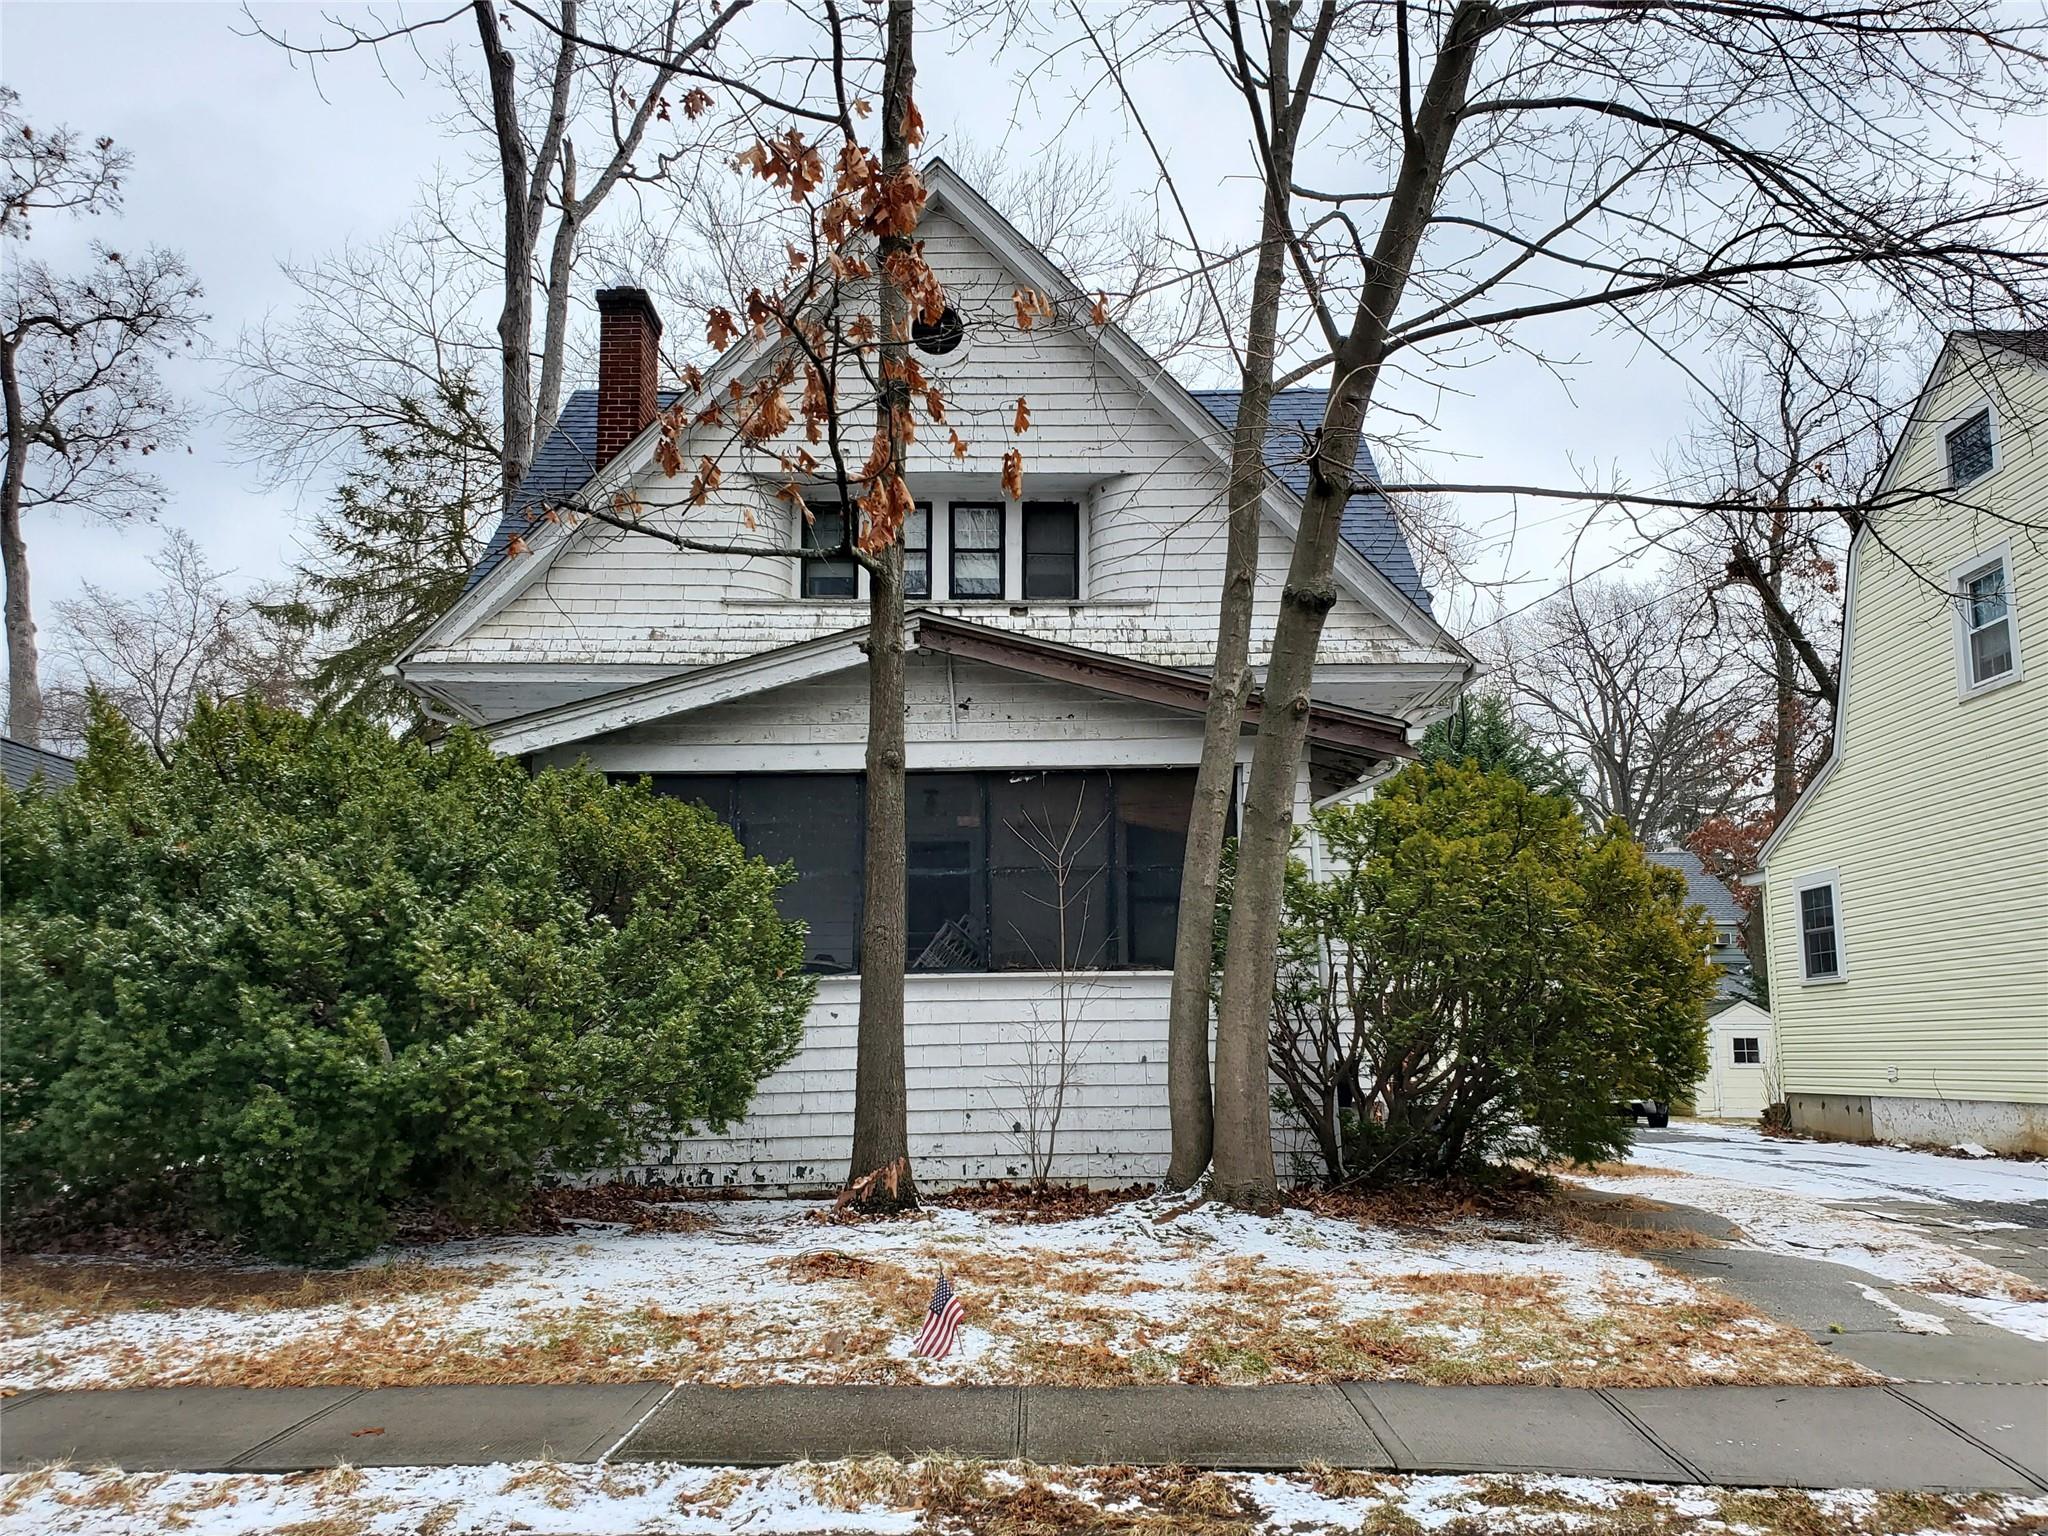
xmin=3 ymin=1382 xmax=2043 ymax=1492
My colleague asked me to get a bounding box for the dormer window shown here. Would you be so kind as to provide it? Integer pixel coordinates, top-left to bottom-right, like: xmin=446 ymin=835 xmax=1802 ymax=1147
xmin=802 ymin=504 xmax=857 ymax=599
xmin=1946 ymin=408 xmax=1995 ymax=487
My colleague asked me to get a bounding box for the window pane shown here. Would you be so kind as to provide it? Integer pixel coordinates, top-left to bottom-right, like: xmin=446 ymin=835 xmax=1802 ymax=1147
xmin=952 ymin=551 xmax=1002 ymax=597
xmin=802 ymin=505 xmax=857 ymax=598
xmin=1022 ymin=502 xmax=1079 ymax=600
xmin=1799 ymin=884 xmax=1838 ymax=978
xmin=953 ymin=504 xmax=1001 ymax=549
xmin=1733 ymin=1038 xmax=1761 ymax=1065
xmin=1946 ymin=411 xmax=1993 ymax=486
xmin=905 ymin=504 xmax=930 ymax=552
xmin=905 ymin=549 xmax=930 ymax=599
xmin=735 ymin=775 xmax=864 ymax=973
xmin=907 ymin=774 xmax=984 ymax=970
xmin=1971 ymin=619 xmax=2014 ymax=682
xmin=1967 ymin=564 xmax=2008 ymax=627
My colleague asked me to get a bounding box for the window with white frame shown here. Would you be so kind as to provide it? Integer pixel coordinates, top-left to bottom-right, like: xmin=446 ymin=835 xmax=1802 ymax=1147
xmin=1954 ymin=547 xmax=2020 ymax=692
xmin=1945 ymin=408 xmax=1995 ymax=487
xmin=1797 ymin=875 xmax=1843 ymax=982
xmin=1732 ymin=1037 xmax=1762 ymax=1066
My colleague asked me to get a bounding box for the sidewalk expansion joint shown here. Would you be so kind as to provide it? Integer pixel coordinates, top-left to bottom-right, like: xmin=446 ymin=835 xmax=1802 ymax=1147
xmin=1595 ymin=1390 xmax=1711 ymax=1486
xmin=1884 ymin=1385 xmax=2048 ymax=1493
xmin=601 ymin=1382 xmax=682 ymax=1465
xmin=224 ymin=1390 xmax=365 ymax=1472
xmin=1014 ymin=1386 xmax=1027 ymax=1460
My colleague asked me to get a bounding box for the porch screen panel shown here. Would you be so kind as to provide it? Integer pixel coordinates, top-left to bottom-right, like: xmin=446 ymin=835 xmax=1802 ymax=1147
xmin=988 ymin=772 xmax=1114 ymax=969
xmin=906 ymin=773 xmax=985 ymax=970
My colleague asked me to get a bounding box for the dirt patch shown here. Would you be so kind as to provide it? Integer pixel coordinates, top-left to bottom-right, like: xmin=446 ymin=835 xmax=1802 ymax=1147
xmin=1 ymin=1256 xmax=490 ymax=1321
xmin=934 ymin=1183 xmax=1160 ymax=1224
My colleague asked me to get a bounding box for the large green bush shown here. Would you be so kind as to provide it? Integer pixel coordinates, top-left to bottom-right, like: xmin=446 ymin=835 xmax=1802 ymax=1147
xmin=1262 ymin=761 xmax=1714 ymax=1183
xmin=1 ymin=700 xmax=813 ymax=1261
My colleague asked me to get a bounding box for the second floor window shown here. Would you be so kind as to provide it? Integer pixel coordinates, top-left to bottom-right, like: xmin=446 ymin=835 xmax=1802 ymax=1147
xmin=1957 ymin=552 xmax=2017 ymax=690
xmin=1023 ymin=501 xmax=1080 ymax=600
xmin=905 ymin=503 xmax=931 ymax=598
xmin=802 ymin=504 xmax=857 ymax=598
xmin=950 ymin=503 xmax=1004 ymax=598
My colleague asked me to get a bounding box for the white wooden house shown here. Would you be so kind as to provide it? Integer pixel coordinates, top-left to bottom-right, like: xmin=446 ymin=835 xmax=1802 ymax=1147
xmin=396 ymin=161 xmax=1472 ymax=1187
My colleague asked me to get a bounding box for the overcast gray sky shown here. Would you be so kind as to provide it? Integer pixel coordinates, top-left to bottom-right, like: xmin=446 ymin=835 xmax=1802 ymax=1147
xmin=6 ymin=1 xmax=2041 ymax=637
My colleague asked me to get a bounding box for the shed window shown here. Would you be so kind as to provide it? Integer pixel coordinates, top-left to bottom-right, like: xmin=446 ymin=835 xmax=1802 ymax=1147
xmin=1732 ymin=1037 xmax=1762 ymax=1066
xmin=1958 ymin=554 xmax=2017 ymax=689
xmin=1798 ymin=880 xmax=1842 ymax=982
xmin=1022 ymin=501 xmax=1081 ymax=600
xmin=802 ymin=504 xmax=858 ymax=598
xmin=1946 ymin=409 xmax=1994 ymax=487
xmin=949 ymin=503 xmax=1004 ymax=599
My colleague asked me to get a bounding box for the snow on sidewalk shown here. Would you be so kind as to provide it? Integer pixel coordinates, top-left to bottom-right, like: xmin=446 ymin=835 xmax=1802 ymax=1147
xmin=1577 ymin=1124 xmax=2048 ymax=1342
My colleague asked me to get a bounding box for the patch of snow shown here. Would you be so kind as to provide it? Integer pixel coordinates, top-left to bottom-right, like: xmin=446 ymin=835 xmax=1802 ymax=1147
xmin=1853 ymin=1284 xmax=1951 ymax=1336
xmin=1630 ymin=1122 xmax=2048 ymax=1207
xmin=1951 ymin=1142 xmax=1996 ymax=1160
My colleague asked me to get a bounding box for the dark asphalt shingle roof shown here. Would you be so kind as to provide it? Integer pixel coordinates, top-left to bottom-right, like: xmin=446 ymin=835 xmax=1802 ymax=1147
xmin=464 ymin=387 xmax=1435 ymax=612
xmin=1189 ymin=389 xmax=1431 ymax=611
xmin=2 ymin=736 xmax=77 ymax=792
xmin=1958 ymin=328 xmax=2048 ymax=364
xmin=1646 ymin=848 xmax=1744 ymax=927
xmin=466 ymin=391 xmax=681 ymax=592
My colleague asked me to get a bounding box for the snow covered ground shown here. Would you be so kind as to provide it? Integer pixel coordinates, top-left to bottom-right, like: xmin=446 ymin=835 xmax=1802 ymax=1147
xmin=0 ymin=1192 xmax=1854 ymax=1392
xmin=3 ymin=1458 xmax=2042 ymax=1536
xmin=1578 ymin=1123 xmax=2048 ymax=1342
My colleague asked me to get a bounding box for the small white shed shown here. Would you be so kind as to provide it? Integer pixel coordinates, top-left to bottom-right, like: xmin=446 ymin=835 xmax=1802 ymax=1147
xmin=1692 ymin=1001 xmax=1778 ymax=1121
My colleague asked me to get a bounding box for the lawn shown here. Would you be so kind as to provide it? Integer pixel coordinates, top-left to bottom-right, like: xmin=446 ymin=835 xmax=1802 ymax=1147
xmin=1 ymin=1185 xmax=1864 ymax=1393
xmin=4 ymin=1456 xmax=2044 ymax=1535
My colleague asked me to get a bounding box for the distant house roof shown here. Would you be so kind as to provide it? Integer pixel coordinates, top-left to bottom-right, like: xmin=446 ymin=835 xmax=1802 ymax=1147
xmin=1647 ymin=848 xmax=1744 ymax=927
xmin=1958 ymin=327 xmax=2048 ymax=364
xmin=464 ymin=386 xmax=1435 ymax=612
xmin=1189 ymin=389 xmax=1431 ymax=611
xmin=2 ymin=736 xmax=77 ymax=792
xmin=466 ymin=390 xmax=683 ymax=593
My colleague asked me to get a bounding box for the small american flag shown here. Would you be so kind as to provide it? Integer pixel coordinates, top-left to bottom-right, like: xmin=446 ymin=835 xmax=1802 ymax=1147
xmin=913 ymin=1271 xmax=966 ymax=1358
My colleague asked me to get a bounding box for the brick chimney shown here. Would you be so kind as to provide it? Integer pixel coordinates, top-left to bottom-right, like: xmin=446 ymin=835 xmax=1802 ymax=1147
xmin=595 ymin=286 xmax=663 ymax=465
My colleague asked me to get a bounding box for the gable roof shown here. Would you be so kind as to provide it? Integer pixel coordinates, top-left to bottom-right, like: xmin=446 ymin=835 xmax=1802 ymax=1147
xmin=2 ymin=736 xmax=76 ymax=792
xmin=1646 ymin=848 xmax=1743 ymax=926
xmin=1957 ymin=327 xmax=2048 ymax=365
xmin=1189 ymin=389 xmax=1430 ymax=609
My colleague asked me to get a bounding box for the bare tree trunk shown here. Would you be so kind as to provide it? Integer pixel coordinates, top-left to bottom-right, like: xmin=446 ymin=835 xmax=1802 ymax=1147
xmin=843 ymin=0 xmax=919 ymax=1214
xmin=1 ymin=334 xmax=40 ymax=743
xmin=535 ymin=143 xmax=581 ymax=447
xmin=1210 ymin=0 xmax=1491 ymax=1210
xmin=1163 ymin=0 xmax=1327 ymax=1193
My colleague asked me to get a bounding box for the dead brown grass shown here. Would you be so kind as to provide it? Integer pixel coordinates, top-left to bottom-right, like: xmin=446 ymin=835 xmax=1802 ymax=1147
xmin=1 ymin=1256 xmax=491 ymax=1322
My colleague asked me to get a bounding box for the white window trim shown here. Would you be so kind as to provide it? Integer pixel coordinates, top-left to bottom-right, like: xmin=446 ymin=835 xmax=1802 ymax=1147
xmin=1948 ymin=539 xmax=2024 ymax=700
xmin=793 ymin=493 xmax=1091 ymax=605
xmin=1942 ymin=397 xmax=1999 ymax=489
xmin=1794 ymin=869 xmax=1847 ymax=986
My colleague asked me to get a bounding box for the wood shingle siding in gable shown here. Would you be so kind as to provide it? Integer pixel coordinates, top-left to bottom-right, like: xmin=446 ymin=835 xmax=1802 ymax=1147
xmin=1763 ymin=341 xmax=2048 ymax=1111
xmin=417 ymin=205 xmax=1448 ymax=684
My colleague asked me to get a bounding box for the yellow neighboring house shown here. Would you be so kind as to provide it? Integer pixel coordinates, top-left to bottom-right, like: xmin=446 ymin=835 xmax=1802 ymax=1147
xmin=1757 ymin=329 xmax=2048 ymax=1154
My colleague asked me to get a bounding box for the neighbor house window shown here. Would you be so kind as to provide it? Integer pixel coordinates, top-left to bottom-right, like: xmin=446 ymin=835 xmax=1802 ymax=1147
xmin=647 ymin=769 xmax=1210 ymax=972
xmin=1797 ymin=875 xmax=1843 ymax=982
xmin=1946 ymin=408 xmax=1995 ymax=487
xmin=1732 ymin=1037 xmax=1762 ymax=1066
xmin=1953 ymin=546 xmax=2020 ymax=692
xmin=949 ymin=502 xmax=1004 ymax=598
xmin=904 ymin=502 xmax=931 ymax=599
xmin=802 ymin=503 xmax=858 ymax=598
xmin=1022 ymin=501 xmax=1081 ymax=600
